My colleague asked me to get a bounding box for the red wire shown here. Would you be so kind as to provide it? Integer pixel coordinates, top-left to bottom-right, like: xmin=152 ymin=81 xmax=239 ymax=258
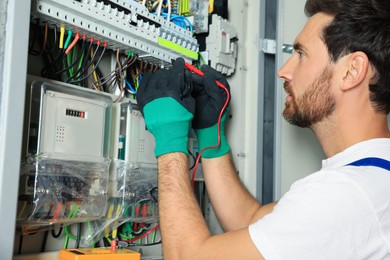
xmin=121 ymin=225 xmax=160 ymax=243
xmin=50 ymin=202 xmax=63 ymax=221
xmin=65 ymin=32 xmax=80 ymax=55
xmin=183 ymin=62 xmax=230 ymax=187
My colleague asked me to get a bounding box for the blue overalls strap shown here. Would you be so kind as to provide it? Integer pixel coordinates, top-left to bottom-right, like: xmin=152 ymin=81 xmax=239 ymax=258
xmin=346 ymin=157 xmax=390 ymax=172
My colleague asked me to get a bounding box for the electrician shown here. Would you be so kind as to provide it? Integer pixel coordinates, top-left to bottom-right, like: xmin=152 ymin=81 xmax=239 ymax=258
xmin=136 ymin=0 xmax=390 ymax=258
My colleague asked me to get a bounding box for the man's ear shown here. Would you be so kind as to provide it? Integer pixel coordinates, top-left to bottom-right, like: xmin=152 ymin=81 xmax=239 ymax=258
xmin=341 ymin=51 xmax=369 ymax=91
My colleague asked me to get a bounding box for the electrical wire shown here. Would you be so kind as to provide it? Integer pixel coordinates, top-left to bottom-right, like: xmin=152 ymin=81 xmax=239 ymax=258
xmin=185 ymin=64 xmax=231 ymax=187
xmin=167 ymin=0 xmax=171 ymax=21
xmin=49 ymin=202 xmax=63 ymax=222
xmin=149 ymin=187 xmax=158 ymax=203
xmin=160 ymin=13 xmax=193 ymax=32
xmin=112 ymin=204 xmax=123 ymax=239
xmin=41 ymin=49 xmax=65 ymax=78
xmin=191 ymin=89 xmax=229 ymax=187
xmin=41 ymin=231 xmax=49 ymax=252
xmin=65 ymin=38 xmax=94 ymax=82
xmin=18 ymin=235 xmax=23 ymax=255
xmin=113 ymin=48 xmax=127 ymax=101
xmin=17 ymin=201 xmax=27 ymax=219
xmin=125 ymin=241 xmax=162 ymax=247
xmin=63 ymin=202 xmax=80 ymax=249
xmin=121 ymin=225 xmax=160 ymax=243
xmin=199 ymin=52 xmax=207 ymax=66
xmin=156 ymin=0 xmax=163 ymax=16
xmin=64 ymin=29 xmax=73 ymax=49
xmin=75 ymin=223 xmax=82 ymax=248
xmin=209 ymin=0 xmax=214 ymax=13
xmin=28 ymin=21 xmax=39 ymax=55
xmin=53 ymin=37 xmax=86 ymax=76
xmin=90 ymin=51 xmax=137 ymax=94
xmin=124 ymin=78 xmax=137 ymax=94
xmin=187 ymin=149 xmax=196 ymax=170
xmin=59 ymin=26 xmax=65 ymax=49
xmin=74 ymin=41 xmax=100 ymax=81
xmin=29 ymin=20 xmax=48 ymax=56
xmin=51 ymin=226 xmax=63 ymax=238
xmin=69 ymin=44 xmax=107 ymax=84
xmin=29 ymin=21 xmax=48 ymax=56
xmin=65 ymin=32 xmax=80 ymax=55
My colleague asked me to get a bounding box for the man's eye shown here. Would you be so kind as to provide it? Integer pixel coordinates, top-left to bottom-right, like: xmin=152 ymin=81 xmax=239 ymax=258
xmin=296 ymin=51 xmax=304 ymax=58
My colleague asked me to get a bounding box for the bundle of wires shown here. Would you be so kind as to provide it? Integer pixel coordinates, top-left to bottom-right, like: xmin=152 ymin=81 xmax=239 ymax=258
xmin=160 ymin=12 xmax=193 ymax=32
xmin=30 ymin=22 xmax=157 ymax=98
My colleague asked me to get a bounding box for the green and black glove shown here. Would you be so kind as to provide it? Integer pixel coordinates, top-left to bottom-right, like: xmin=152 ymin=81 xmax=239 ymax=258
xmin=192 ymin=65 xmax=231 ymax=158
xmin=136 ymin=58 xmax=194 ymax=157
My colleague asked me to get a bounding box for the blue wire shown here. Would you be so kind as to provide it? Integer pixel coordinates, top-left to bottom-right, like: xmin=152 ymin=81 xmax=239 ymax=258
xmin=157 ymin=12 xmax=193 ymax=32
xmin=124 ymin=78 xmax=137 ymax=94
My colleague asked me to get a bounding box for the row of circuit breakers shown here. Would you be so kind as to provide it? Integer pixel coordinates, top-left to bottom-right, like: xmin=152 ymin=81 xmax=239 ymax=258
xmin=31 ymin=0 xmax=198 ymax=66
xmin=31 ymin=0 xmax=238 ymax=74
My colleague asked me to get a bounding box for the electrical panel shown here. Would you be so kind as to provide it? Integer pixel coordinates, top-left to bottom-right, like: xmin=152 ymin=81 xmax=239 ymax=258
xmin=206 ymin=14 xmax=238 ymax=75
xmin=13 ymin=0 xmax=239 ymax=256
xmin=31 ymin=0 xmax=199 ymax=67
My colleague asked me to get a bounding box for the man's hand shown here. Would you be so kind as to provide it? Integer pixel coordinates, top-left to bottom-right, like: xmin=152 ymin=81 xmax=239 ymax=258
xmin=136 ymin=58 xmax=195 ymax=157
xmin=192 ymin=65 xmax=231 ymax=158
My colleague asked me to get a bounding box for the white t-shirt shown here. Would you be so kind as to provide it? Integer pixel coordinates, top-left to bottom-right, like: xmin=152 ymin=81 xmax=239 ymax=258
xmin=249 ymin=138 xmax=390 ymax=260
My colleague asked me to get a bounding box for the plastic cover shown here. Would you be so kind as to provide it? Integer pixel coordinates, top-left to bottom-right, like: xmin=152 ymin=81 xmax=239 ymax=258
xmin=81 ymin=160 xmax=158 ymax=246
xmin=17 ymin=154 xmax=111 ymax=233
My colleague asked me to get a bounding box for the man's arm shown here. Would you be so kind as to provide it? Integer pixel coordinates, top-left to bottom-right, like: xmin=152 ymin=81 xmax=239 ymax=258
xmin=158 ymin=152 xmax=264 ymax=260
xmin=202 ymin=153 xmax=277 ymax=231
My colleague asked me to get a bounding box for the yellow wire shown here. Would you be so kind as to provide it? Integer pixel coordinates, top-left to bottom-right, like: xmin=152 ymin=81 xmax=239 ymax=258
xmin=209 ymin=0 xmax=214 ymax=13
xmin=105 ymin=204 xmax=115 ymax=237
xmin=17 ymin=201 xmax=27 ymax=219
xmin=59 ymin=26 xmax=65 ymax=49
xmin=111 ymin=204 xmax=122 ymax=239
xmin=90 ymin=47 xmax=100 ymax=89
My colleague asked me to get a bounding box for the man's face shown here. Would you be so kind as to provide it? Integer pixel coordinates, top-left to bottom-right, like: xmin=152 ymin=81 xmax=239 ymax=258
xmin=278 ymin=13 xmax=336 ymax=128
xmin=283 ymin=64 xmax=335 ymax=127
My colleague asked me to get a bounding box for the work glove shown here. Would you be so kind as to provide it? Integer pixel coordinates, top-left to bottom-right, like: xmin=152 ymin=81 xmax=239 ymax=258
xmin=192 ymin=65 xmax=231 ymax=158
xmin=136 ymin=58 xmax=195 ymax=157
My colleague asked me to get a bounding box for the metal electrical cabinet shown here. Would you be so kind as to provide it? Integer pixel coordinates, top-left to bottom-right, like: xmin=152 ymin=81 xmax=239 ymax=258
xmin=0 ymin=1 xmax=32 ymax=259
xmin=0 ymin=0 xmax=336 ymax=259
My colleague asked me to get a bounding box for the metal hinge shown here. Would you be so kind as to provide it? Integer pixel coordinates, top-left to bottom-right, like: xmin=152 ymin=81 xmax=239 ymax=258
xmin=261 ymin=39 xmax=276 ymax=54
xmin=261 ymin=39 xmax=295 ymax=54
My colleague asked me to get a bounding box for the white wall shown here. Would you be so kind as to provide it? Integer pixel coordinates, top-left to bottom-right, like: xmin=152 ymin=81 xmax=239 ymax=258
xmin=226 ymin=0 xmax=263 ymax=196
xmin=276 ymin=0 xmax=325 ymax=198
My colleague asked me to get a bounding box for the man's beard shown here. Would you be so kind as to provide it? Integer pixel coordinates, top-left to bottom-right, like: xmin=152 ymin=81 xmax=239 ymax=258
xmin=283 ymin=65 xmax=336 ymax=128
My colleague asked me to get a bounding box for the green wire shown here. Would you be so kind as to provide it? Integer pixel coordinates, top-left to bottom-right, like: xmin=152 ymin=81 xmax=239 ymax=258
xmin=152 ymin=230 xmax=157 ymax=243
xmin=119 ymin=232 xmax=133 ymax=240
xmin=66 ymin=51 xmax=72 ymax=78
xmin=62 ymin=60 xmax=69 ymax=81
xmin=70 ymin=45 xmax=78 ymax=77
xmin=199 ymin=52 xmax=206 ymax=66
xmin=76 ymin=51 xmax=85 ymax=80
xmin=63 ymin=203 xmax=80 ymax=249
xmin=63 ymin=235 xmax=69 ymax=249
xmin=64 ymin=226 xmax=78 ymax=241
xmin=64 ymin=30 xmax=72 ymax=49
xmin=87 ymin=221 xmax=94 ymax=248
